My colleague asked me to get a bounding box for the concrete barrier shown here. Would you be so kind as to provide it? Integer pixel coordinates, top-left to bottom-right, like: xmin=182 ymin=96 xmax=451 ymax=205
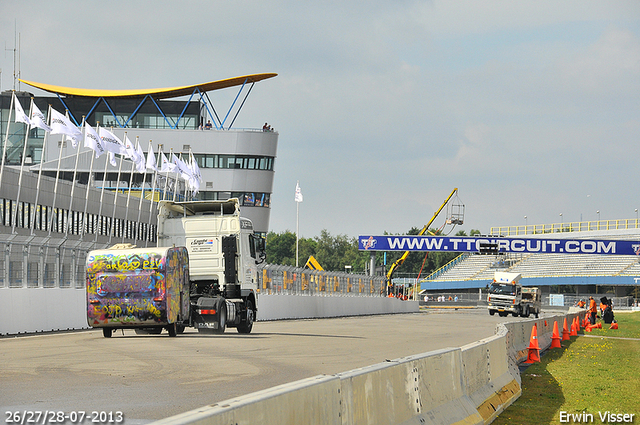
xmin=151 ymin=310 xmax=587 ymax=425
xmin=460 ymin=333 xmax=520 ymax=423
xmin=257 ymin=294 xmax=418 ymax=321
xmin=152 ymin=375 xmax=342 ymax=425
xmin=0 ymin=288 xmax=88 ymax=335
xmin=0 ymin=288 xmax=417 ymax=336
xmin=339 ymin=348 xmax=483 ymax=425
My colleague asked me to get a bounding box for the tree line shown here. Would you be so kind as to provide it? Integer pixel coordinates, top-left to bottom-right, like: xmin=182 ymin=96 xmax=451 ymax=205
xmin=265 ymin=228 xmax=481 ymax=278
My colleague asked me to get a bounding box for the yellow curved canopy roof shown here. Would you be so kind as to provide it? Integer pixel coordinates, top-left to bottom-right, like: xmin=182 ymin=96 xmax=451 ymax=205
xmin=19 ymin=73 xmax=277 ymax=99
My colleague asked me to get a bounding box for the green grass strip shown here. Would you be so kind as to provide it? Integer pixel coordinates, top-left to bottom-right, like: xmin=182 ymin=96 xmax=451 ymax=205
xmin=493 ymin=312 xmax=640 ymax=424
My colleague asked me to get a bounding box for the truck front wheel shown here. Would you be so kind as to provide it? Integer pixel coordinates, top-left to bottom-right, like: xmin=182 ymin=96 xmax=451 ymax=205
xmin=237 ymin=300 xmax=255 ymax=334
xmin=102 ymin=328 xmax=113 ymax=338
xmin=489 ymin=310 xmax=495 ymax=316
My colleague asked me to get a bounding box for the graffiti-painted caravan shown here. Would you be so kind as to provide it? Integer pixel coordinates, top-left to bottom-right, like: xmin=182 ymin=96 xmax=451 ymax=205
xmin=86 ymin=245 xmax=190 ymax=338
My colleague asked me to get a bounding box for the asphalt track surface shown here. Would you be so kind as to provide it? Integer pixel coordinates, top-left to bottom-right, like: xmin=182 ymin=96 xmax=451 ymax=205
xmin=1 ymin=309 xmax=523 ymax=424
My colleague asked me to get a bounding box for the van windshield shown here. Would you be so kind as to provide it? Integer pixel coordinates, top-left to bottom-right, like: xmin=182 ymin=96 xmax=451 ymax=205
xmin=488 ymin=283 xmax=516 ymax=295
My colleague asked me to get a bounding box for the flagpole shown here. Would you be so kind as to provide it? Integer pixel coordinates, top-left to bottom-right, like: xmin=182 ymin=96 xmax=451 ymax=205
xmin=79 ymin=122 xmax=96 ymax=241
xmin=144 ymin=141 xmax=158 ymax=248
xmin=0 ymin=91 xmax=15 ymax=195
xmin=12 ymin=97 xmax=33 ymax=233
xmin=94 ymin=124 xmax=110 ymax=243
xmin=296 ymin=199 xmax=299 ymax=268
xmin=108 ymin=130 xmax=125 ymax=244
xmin=30 ymin=105 xmax=51 ymax=235
xmin=47 ymin=110 xmax=67 ymax=236
xmin=122 ymin=136 xmax=138 ymax=244
xmin=64 ymin=116 xmax=85 ymax=237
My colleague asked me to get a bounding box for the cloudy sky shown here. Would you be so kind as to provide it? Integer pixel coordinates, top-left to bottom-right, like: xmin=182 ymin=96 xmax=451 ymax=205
xmin=1 ymin=1 xmax=639 ymax=239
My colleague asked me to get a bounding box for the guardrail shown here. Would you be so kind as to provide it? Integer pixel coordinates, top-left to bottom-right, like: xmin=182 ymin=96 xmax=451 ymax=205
xmin=257 ymin=264 xmax=386 ymax=297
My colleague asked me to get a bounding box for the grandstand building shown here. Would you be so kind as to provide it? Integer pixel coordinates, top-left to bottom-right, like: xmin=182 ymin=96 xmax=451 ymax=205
xmin=0 ymin=74 xmax=277 ymax=287
xmin=419 ymin=224 xmax=640 ymax=306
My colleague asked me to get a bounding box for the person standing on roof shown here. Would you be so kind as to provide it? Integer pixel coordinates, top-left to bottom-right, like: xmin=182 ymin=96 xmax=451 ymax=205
xmin=588 ymin=296 xmax=597 ymax=325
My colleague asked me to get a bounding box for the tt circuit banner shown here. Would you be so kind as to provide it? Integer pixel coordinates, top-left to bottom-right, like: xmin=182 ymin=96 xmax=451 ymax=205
xmin=358 ymin=235 xmax=640 ymax=256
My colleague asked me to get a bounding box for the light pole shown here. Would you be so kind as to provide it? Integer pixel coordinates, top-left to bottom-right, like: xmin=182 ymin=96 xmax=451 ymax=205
xmin=636 ymin=209 xmax=638 ymax=223
xmin=560 ymin=213 xmax=563 ymax=230
xmin=524 ymin=215 xmax=527 ymax=234
xmin=597 ymin=210 xmax=600 ymax=221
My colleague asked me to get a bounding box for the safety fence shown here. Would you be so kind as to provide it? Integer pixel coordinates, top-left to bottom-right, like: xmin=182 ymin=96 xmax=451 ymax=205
xmin=0 ymin=237 xmax=98 ymax=289
xmin=257 ymin=264 xmax=386 ymax=297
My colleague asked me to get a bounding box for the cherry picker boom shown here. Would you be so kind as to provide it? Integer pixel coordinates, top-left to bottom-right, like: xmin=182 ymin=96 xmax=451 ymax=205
xmin=385 ymin=188 xmax=463 ymax=294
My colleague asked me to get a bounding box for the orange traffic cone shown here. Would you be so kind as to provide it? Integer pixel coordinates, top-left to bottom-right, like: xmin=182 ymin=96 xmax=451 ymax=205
xmin=594 ymin=322 xmax=602 ymax=329
xmin=585 ymin=324 xmax=592 ymax=332
xmin=583 ymin=315 xmax=589 ymax=328
xmin=610 ymin=322 xmax=618 ymax=330
xmin=562 ymin=318 xmax=570 ymax=341
xmin=524 ymin=324 xmax=540 ymax=363
xmin=570 ymin=317 xmax=578 ymax=337
xmin=550 ymin=321 xmax=562 ymax=349
xmin=577 ymin=316 xmax=582 ymax=330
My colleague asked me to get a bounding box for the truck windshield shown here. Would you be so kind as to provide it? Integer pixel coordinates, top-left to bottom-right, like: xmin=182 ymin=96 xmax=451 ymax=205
xmin=488 ymin=283 xmax=516 ymax=295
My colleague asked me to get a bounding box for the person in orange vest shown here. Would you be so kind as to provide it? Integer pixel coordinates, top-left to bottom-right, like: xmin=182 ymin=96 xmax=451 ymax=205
xmin=588 ymin=296 xmax=597 ymax=325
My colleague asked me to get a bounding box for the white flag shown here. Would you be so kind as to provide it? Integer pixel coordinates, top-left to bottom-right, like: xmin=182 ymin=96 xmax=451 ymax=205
xmin=172 ymin=153 xmax=194 ymax=183
xmin=84 ymin=123 xmax=106 ymax=158
xmin=295 ymin=182 xmax=303 ymax=203
xmin=190 ymin=152 xmax=202 ymax=183
xmin=50 ymin=108 xmax=82 ymax=147
xmin=134 ymin=144 xmax=146 ymax=173
xmin=146 ymin=144 xmax=158 ymax=172
xmin=13 ymin=93 xmax=31 ymax=125
xmin=123 ymin=135 xmax=139 ymax=162
xmin=29 ymin=102 xmax=52 ymax=132
xmin=160 ymin=152 xmax=177 ymax=173
xmin=98 ymin=127 xmax=127 ymax=156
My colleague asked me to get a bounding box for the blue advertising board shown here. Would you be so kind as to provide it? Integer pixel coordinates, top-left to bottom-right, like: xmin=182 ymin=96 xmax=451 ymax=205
xmin=358 ymin=235 xmax=640 ymax=256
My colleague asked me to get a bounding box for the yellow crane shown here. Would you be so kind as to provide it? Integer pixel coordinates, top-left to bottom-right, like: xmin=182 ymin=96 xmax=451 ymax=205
xmin=305 ymin=255 xmax=324 ymax=271
xmin=385 ymin=188 xmax=463 ymax=293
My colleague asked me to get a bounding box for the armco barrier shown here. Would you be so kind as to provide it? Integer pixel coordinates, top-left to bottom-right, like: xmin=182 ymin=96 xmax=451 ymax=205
xmin=151 ymin=310 xmax=586 ymax=425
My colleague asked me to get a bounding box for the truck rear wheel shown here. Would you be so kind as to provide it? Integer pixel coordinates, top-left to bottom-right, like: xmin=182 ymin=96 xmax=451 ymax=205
xmin=212 ymin=300 xmax=227 ymax=334
xmin=237 ymin=299 xmax=254 ymax=334
xmin=522 ymin=305 xmax=530 ymax=318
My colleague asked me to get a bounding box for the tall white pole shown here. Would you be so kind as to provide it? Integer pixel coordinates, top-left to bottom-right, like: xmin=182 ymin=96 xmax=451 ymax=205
xmin=79 ymin=142 xmax=96 ymax=240
xmin=144 ymin=141 xmax=159 ymax=248
xmin=30 ymin=105 xmax=51 ymax=235
xmin=0 ymin=91 xmax=15 ymax=196
xmin=12 ymin=97 xmax=33 ymax=233
xmin=94 ymin=124 xmax=110 ymax=243
xmin=64 ymin=116 xmax=85 ymax=237
xmin=122 ymin=136 xmax=138 ymax=244
xmin=108 ymin=130 xmax=126 ymax=244
xmin=296 ymin=200 xmax=299 ymax=268
xmin=47 ymin=113 xmax=68 ymax=236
